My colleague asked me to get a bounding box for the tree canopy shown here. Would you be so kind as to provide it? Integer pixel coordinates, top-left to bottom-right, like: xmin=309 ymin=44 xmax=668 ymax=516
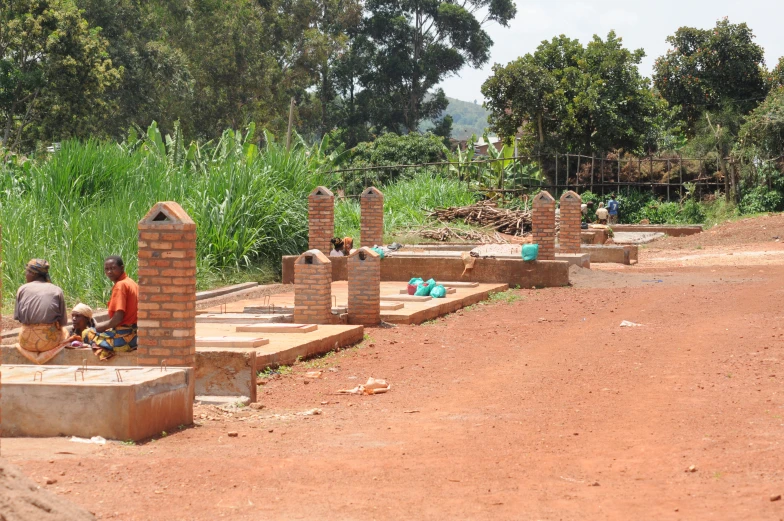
xmin=482 ymin=32 xmax=660 ymax=155
xmin=652 ymin=18 xmax=768 ymax=134
xmin=0 ymin=0 xmax=120 ymax=149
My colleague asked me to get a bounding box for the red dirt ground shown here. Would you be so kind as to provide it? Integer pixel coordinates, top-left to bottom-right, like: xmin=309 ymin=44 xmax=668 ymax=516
xmin=5 ymin=214 xmax=784 ymax=520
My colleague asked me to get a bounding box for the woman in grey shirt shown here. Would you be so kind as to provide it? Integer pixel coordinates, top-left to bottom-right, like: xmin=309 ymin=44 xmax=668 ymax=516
xmin=14 ymin=259 xmax=75 ymax=364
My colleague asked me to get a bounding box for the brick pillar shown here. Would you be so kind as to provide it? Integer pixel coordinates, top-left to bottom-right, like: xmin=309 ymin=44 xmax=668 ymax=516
xmin=347 ymin=247 xmax=381 ymax=326
xmin=308 ymin=186 xmax=334 ymax=253
xmin=559 ymin=191 xmax=583 ymax=254
xmin=360 ymin=186 xmax=384 ymax=247
xmin=532 ymin=191 xmax=556 ymax=261
xmin=137 ymin=202 xmax=197 ymax=368
xmin=294 ymin=250 xmax=333 ymax=325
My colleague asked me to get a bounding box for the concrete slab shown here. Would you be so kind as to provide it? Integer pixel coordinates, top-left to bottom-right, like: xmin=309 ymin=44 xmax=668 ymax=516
xmin=611 ymin=231 xmax=665 ymax=245
xmin=380 ymin=302 xmax=405 ymax=310
xmin=196 ymin=313 xmax=292 ymax=324
xmin=440 ymin=281 xmax=480 ymax=288
xmin=579 ymin=244 xmax=639 ymax=265
xmin=281 ymin=254 xmax=571 ymax=287
xmin=610 ymin=224 xmax=703 ymax=236
xmin=235 ymin=323 xmax=318 ymax=333
xmin=195 ymin=336 xmax=269 ymax=348
xmin=242 ymin=306 xmax=347 ymax=314
xmin=381 ymin=283 xmax=508 ymax=325
xmin=0 ymin=365 xmax=193 ymax=441
xmin=381 ymin=294 xmax=433 ymax=302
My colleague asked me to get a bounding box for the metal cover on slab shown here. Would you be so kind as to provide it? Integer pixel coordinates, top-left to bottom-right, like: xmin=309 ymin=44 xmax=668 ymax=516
xmin=195 ymin=336 xmax=270 ymax=348
xmin=381 ymin=294 xmax=433 ymax=302
xmin=196 ymin=313 xmax=289 ymax=324
xmin=235 ymin=324 xmax=318 ymax=333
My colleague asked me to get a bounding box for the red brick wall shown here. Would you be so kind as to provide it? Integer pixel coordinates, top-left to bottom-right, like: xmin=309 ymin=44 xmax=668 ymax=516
xmin=136 ymin=202 xmax=197 ymax=368
xmin=533 ymin=191 xmax=556 ymax=261
xmin=360 ymin=187 xmax=384 ymax=248
xmin=347 ymin=247 xmax=381 ymax=326
xmin=559 ymin=191 xmax=582 ymax=254
xmin=294 ymin=250 xmax=333 ymax=324
xmin=308 ymin=187 xmax=334 ymax=253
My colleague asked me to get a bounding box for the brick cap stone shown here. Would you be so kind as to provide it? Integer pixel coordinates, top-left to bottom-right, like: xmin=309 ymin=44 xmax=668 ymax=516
xmin=295 ymin=249 xmax=332 ymax=265
xmin=347 ymin=246 xmax=380 ymax=260
xmin=309 ymin=186 xmax=334 ymax=197
xmin=559 ymin=190 xmax=582 ymax=202
xmin=139 ymin=201 xmax=195 ymax=225
xmin=533 ymin=191 xmax=555 ymax=203
xmin=361 ymin=186 xmax=383 ymax=198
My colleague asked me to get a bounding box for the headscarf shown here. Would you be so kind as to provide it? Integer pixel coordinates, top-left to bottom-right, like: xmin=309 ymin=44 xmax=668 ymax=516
xmin=343 ymin=237 xmax=354 ymax=253
xmin=26 ymin=259 xmax=51 ymax=282
xmin=72 ymin=303 xmax=94 ymax=320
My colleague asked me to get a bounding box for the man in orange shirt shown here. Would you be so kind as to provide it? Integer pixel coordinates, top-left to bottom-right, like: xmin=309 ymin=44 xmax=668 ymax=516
xmin=83 ymin=256 xmax=139 ymax=361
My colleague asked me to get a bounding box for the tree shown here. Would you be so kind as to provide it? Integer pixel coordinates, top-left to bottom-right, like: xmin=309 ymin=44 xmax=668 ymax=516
xmin=0 ymin=0 xmax=120 ymax=149
xmin=653 ymin=18 xmax=768 ymax=134
xmin=482 ymin=32 xmax=659 ymax=155
xmin=353 ymin=0 xmax=516 ymax=135
xmin=76 ymin=0 xmax=194 ymax=139
xmin=736 ymin=85 xmax=784 ymax=161
xmin=771 ymin=57 xmax=784 ymax=89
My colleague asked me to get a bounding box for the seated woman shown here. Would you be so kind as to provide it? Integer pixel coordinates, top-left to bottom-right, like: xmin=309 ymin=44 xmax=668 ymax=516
xmin=68 ymin=303 xmax=96 ymax=346
xmin=13 ymin=259 xmax=78 ymax=364
xmin=81 ymin=256 xmax=138 ymax=361
xmin=329 ymin=237 xmax=345 ymax=257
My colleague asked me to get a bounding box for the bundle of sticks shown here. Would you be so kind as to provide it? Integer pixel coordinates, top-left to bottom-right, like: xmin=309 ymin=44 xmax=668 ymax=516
xmin=416 ymin=226 xmax=507 ymax=243
xmin=429 ymin=200 xmax=533 ymax=236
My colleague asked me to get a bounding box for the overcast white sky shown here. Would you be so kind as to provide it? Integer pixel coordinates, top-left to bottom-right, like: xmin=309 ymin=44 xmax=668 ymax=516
xmin=439 ymin=0 xmax=784 ymax=103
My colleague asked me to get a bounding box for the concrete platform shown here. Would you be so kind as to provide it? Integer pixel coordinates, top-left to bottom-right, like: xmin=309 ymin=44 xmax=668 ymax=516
xmin=1 ymin=322 xmax=364 ymax=401
xmin=610 ymin=224 xmax=703 ymax=236
xmin=0 ymin=365 xmax=193 ymax=441
xmin=281 ymin=254 xmax=571 ymax=287
xmin=579 ymin=244 xmax=639 ymax=265
xmin=196 ymin=313 xmax=292 ymax=324
xmin=205 ymin=281 xmax=508 ymax=327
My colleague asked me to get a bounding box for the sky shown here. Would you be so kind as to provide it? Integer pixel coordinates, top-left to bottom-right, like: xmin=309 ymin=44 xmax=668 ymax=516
xmin=439 ymin=0 xmax=784 ymax=103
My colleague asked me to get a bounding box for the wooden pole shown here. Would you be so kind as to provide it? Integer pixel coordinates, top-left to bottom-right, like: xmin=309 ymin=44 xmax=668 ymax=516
xmin=286 ymin=97 xmax=296 ymax=151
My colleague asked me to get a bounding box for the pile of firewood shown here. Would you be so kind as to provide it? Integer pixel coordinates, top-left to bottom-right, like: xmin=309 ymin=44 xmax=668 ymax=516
xmin=429 ymin=200 xmax=533 ymax=236
xmin=416 ymin=225 xmax=507 ymax=243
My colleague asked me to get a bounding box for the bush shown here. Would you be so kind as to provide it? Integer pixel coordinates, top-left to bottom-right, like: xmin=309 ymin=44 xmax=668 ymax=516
xmin=739 ymin=186 xmax=784 ymax=214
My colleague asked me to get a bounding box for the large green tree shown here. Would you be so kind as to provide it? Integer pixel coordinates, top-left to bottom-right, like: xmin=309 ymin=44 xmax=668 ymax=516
xmin=482 ymin=32 xmax=661 ymax=155
xmin=653 ymin=18 xmax=768 ymax=134
xmin=0 ymin=0 xmax=120 ymax=149
xmin=348 ymin=0 xmax=516 ymax=135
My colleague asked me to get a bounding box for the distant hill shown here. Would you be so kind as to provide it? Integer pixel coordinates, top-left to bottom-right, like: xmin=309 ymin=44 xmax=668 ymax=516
xmin=421 ymin=97 xmax=490 ymax=140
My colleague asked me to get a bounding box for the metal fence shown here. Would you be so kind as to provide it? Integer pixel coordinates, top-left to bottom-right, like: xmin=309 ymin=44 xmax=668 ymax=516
xmin=323 ymin=152 xmax=770 ymax=201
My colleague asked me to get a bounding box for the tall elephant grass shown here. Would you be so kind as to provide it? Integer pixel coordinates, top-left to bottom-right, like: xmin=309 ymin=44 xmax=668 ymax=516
xmin=1 ymin=129 xmax=475 ymax=312
xmin=0 ymin=128 xmax=329 ymax=310
xmin=334 ymin=171 xmax=477 ymax=242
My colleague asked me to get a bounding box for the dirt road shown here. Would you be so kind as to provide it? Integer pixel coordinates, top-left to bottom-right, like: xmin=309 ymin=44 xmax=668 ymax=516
xmin=6 ymin=216 xmax=784 ymax=520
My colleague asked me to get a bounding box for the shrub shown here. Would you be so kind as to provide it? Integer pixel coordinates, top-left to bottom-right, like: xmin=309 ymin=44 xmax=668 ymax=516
xmin=739 ymin=186 xmax=784 ymax=214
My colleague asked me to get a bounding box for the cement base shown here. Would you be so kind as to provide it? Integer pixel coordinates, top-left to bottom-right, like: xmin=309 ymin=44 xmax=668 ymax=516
xmin=281 ymin=254 xmax=571 ymax=287
xmin=577 ymin=245 xmax=639 ymax=265
xmin=610 ymin=224 xmax=703 ymax=237
xmin=0 ymin=365 xmax=194 ymax=441
xmin=1 ymin=322 xmax=365 ymax=400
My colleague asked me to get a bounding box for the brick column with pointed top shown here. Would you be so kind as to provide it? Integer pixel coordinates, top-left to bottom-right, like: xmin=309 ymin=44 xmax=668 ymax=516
xmin=360 ymin=186 xmax=384 ymax=248
xmin=559 ymin=191 xmax=582 ymax=254
xmin=294 ymin=250 xmax=333 ymax=325
xmin=347 ymin=247 xmax=381 ymax=326
xmin=308 ymin=186 xmax=334 ymax=253
xmin=137 ymin=202 xmax=197 ymax=368
xmin=533 ymin=191 xmax=556 ymax=261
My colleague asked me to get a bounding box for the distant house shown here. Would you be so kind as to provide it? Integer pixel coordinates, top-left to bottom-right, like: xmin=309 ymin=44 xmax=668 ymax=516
xmin=474 ymin=136 xmax=503 ymax=155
